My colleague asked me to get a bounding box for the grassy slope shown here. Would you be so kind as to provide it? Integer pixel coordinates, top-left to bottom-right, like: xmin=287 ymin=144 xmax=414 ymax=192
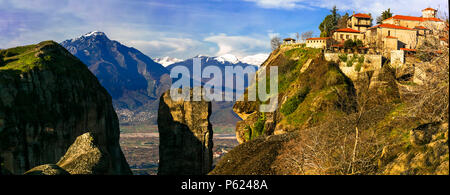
xmin=0 ymin=41 xmax=93 ymax=81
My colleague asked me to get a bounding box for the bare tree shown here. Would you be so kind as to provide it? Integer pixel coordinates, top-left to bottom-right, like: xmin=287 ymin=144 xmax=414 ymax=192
xmin=406 ymin=17 xmax=449 ymax=123
xmin=301 ymin=31 xmax=314 ymax=42
xmin=295 ymin=32 xmax=300 ymax=43
xmin=271 ymin=36 xmax=281 ymax=50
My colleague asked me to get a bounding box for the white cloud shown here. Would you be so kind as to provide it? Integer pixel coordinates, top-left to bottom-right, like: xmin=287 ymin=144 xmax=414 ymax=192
xmin=312 ymin=0 xmax=448 ymax=18
xmin=244 ymin=0 xmax=309 ymax=9
xmin=204 ymin=34 xmax=270 ymax=58
xmin=246 ymin=0 xmax=448 ymax=18
xmin=124 ymin=37 xmax=204 ymax=59
xmin=241 ymin=53 xmax=270 ymax=66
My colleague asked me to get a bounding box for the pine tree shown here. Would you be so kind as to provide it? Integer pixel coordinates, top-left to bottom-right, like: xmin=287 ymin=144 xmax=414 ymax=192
xmin=376 ymin=8 xmax=393 ymax=24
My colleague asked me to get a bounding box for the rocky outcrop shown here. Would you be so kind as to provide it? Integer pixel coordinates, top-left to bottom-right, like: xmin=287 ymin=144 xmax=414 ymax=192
xmin=213 ymin=46 xmax=448 ymax=175
xmin=380 ymin=123 xmax=449 ymax=175
xmin=233 ymin=47 xmax=357 ymax=144
xmin=24 ymin=164 xmax=69 ymax=175
xmin=0 ymin=41 xmax=131 ymax=175
xmin=157 ymin=89 xmax=213 ymax=175
xmin=209 ymin=133 xmax=293 ymax=175
xmin=56 ymin=132 xmax=110 ymax=175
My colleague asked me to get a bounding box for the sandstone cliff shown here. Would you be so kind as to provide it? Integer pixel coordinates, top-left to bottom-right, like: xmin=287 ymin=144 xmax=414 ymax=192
xmin=157 ymin=89 xmax=213 ymax=175
xmin=212 ymin=45 xmax=448 ymax=175
xmin=0 ymin=41 xmax=131 ymax=175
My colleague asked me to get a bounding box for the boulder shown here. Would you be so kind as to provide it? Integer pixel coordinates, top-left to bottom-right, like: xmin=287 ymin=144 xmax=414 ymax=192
xmin=56 ymin=132 xmax=109 ymax=175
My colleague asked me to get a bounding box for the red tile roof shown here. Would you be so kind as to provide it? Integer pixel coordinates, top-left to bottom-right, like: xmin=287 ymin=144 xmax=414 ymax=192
xmin=422 ymin=8 xmax=436 ymax=11
xmin=306 ymin=37 xmax=330 ymax=40
xmin=384 ymin=15 xmax=442 ymax=22
xmin=352 ymin=13 xmax=371 ymax=19
xmin=423 ymin=17 xmax=442 ymax=22
xmin=370 ymin=23 xmax=415 ymax=30
xmin=400 ymin=48 xmax=417 ymax=52
xmin=385 ymin=36 xmax=398 ymax=39
xmin=414 ymin=26 xmax=428 ymax=29
xmin=335 ymin=28 xmax=361 ymax=33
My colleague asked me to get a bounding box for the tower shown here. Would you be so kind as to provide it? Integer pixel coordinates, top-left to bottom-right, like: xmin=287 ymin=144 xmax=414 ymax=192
xmin=422 ymin=8 xmax=437 ymax=18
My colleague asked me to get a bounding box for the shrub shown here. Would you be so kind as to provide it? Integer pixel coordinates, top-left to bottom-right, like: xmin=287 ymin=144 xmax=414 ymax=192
xmin=344 ymin=39 xmax=356 ymax=48
xmin=4 ymin=51 xmax=17 ymax=57
xmin=358 ymin=55 xmax=365 ymax=64
xmin=281 ymin=86 xmax=310 ymax=115
xmin=251 ymin=112 xmax=266 ymax=139
xmin=338 ymin=54 xmax=348 ymax=62
xmin=355 ymin=39 xmax=364 ymax=48
xmin=355 ymin=62 xmax=362 ymax=72
xmin=346 ymin=55 xmax=356 ymax=67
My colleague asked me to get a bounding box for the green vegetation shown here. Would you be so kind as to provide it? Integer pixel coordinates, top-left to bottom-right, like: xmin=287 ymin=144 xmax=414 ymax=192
xmin=319 ymin=6 xmax=340 ymax=37
xmin=357 ymin=55 xmax=365 ymax=64
xmin=245 ymin=112 xmax=267 ymax=141
xmin=343 ymin=39 xmax=364 ymax=49
xmin=278 ymin=47 xmax=320 ymax=93
xmin=0 ymin=41 xmax=88 ymax=77
xmin=281 ymin=86 xmax=310 ymax=115
xmin=280 ymin=61 xmax=354 ymax=127
xmin=338 ymin=53 xmax=348 ymax=62
xmin=376 ymin=8 xmax=393 ymax=24
xmin=355 ymin=62 xmax=362 ymax=72
xmin=346 ymin=55 xmax=356 ymax=67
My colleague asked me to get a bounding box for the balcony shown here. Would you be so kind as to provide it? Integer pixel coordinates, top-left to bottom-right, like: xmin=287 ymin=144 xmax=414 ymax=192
xmin=355 ymin=20 xmax=371 ymax=26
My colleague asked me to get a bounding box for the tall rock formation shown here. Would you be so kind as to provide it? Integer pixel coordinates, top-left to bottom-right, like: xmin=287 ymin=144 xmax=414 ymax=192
xmin=0 ymin=41 xmax=131 ymax=175
xmin=157 ymin=89 xmax=213 ymax=175
xmin=166 ymin=55 xmax=258 ymax=128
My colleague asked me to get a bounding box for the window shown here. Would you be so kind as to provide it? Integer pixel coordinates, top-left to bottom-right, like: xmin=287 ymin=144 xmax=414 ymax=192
xmin=346 ymin=35 xmax=349 ymax=39
xmin=388 ymin=30 xmax=391 ymax=36
xmin=340 ymin=34 xmax=344 ymax=39
xmin=354 ymin=35 xmax=357 ymax=39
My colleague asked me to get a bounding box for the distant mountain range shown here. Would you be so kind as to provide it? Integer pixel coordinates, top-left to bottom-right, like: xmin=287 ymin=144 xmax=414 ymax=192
xmin=60 ymin=31 xmax=171 ymax=124
xmin=166 ymin=54 xmax=259 ymax=127
xmin=167 ymin=54 xmax=258 ymax=96
xmin=155 ymin=53 xmax=269 ymax=67
xmin=60 ymin=31 xmax=266 ymax=128
xmin=154 ymin=56 xmax=183 ymax=67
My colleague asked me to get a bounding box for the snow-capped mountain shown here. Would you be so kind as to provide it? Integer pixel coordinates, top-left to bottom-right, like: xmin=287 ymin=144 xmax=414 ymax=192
xmin=60 ymin=31 xmax=171 ymax=124
xmin=241 ymin=53 xmax=270 ymax=66
xmin=214 ymin=54 xmax=240 ymax=64
xmin=166 ymin=54 xmax=258 ymax=94
xmin=154 ymin=56 xmax=183 ymax=67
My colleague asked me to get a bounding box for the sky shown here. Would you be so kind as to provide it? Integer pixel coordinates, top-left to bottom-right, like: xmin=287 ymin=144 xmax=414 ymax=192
xmin=0 ymin=0 xmax=448 ymax=59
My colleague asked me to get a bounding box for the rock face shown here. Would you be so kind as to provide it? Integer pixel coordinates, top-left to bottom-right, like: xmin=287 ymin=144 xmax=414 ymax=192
xmin=233 ymin=47 xmax=357 ymax=144
xmin=24 ymin=164 xmax=69 ymax=175
xmin=56 ymin=132 xmax=110 ymax=174
xmin=381 ymin=123 xmax=449 ymax=175
xmin=209 ymin=133 xmax=293 ymax=175
xmin=212 ymin=46 xmax=448 ymax=175
xmin=0 ymin=41 xmax=131 ymax=175
xmin=157 ymin=89 xmax=213 ymax=175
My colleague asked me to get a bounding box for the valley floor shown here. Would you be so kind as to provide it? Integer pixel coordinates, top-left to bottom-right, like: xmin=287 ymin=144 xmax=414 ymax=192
xmin=120 ymin=132 xmax=239 ymax=175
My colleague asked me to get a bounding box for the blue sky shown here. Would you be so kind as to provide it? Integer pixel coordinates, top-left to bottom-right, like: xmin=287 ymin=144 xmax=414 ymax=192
xmin=0 ymin=0 xmax=448 ymax=59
